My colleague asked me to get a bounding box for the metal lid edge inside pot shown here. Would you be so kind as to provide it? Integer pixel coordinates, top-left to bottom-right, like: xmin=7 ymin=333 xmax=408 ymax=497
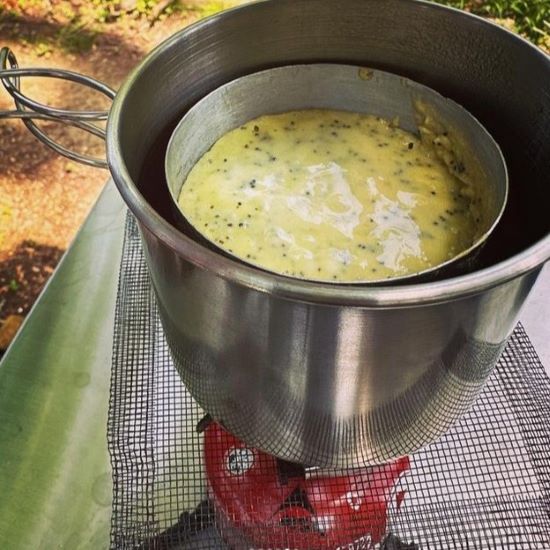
xmin=165 ymin=63 xmax=508 ymax=286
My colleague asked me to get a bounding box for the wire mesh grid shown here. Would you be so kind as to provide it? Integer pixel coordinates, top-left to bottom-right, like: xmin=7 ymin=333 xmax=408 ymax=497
xmin=109 ymin=214 xmax=550 ymax=549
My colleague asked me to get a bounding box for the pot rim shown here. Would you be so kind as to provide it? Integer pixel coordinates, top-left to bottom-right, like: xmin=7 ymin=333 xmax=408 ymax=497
xmin=107 ymin=0 xmax=550 ymax=308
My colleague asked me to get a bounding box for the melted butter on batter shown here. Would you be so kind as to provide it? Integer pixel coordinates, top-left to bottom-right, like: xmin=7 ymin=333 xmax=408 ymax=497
xmin=178 ymin=109 xmax=479 ymax=282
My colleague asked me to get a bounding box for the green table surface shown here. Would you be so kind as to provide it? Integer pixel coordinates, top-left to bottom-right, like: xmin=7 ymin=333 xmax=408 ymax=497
xmin=0 ymin=181 xmax=125 ymax=549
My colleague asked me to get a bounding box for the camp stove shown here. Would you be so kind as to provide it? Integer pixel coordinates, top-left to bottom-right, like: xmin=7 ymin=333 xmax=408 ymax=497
xmin=202 ymin=419 xmax=411 ymax=549
xmin=108 ymin=215 xmax=550 ymax=550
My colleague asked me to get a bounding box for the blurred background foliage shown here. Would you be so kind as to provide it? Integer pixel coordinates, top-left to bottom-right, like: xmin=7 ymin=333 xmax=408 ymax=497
xmin=435 ymin=0 xmax=549 ymax=46
xmin=0 ymin=1 xmax=237 ymax=52
xmin=1 ymin=1 xmax=548 ymax=50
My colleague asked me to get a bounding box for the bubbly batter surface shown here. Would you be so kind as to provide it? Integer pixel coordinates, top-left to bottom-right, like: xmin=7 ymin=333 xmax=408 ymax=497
xmin=178 ymin=109 xmax=479 ymax=282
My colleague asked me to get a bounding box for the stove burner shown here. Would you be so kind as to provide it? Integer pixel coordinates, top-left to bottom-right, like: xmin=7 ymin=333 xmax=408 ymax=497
xmin=204 ymin=421 xmax=411 ymax=549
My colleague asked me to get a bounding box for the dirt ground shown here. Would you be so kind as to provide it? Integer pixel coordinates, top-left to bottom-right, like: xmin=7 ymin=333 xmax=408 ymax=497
xmin=0 ymin=1 xmax=245 ymax=348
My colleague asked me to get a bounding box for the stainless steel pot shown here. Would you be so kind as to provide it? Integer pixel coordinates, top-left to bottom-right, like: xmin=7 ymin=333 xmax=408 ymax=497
xmin=2 ymin=0 xmax=549 ymax=468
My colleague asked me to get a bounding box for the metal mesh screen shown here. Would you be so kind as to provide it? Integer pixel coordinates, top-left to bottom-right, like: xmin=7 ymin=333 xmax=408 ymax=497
xmin=109 ymin=214 xmax=550 ymax=549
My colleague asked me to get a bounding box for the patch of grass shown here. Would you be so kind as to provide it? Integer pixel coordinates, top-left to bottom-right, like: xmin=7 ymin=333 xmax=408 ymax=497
xmin=195 ymin=1 xmax=230 ymax=17
xmin=15 ymin=0 xmax=43 ymax=9
xmin=57 ymin=20 xmax=97 ymax=53
xmin=0 ymin=6 xmax=19 ymax=21
xmin=434 ymin=0 xmax=549 ymax=45
xmin=135 ymin=0 xmax=161 ymax=15
xmin=0 ymin=9 xmax=97 ymax=54
xmin=88 ymin=0 xmax=164 ymax=21
xmin=2 ymin=0 xmax=240 ymax=32
xmin=32 ymin=41 xmax=53 ymax=57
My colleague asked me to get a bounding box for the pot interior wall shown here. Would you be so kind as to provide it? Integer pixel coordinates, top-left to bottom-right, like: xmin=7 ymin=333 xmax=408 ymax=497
xmin=116 ymin=0 xmax=550 ymax=270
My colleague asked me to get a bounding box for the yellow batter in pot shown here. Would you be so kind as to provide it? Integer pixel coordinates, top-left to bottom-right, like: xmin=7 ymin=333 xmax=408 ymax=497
xmin=178 ymin=109 xmax=480 ymax=282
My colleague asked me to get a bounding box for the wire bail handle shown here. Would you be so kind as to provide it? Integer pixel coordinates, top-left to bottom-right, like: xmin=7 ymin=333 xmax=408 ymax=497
xmin=0 ymin=46 xmax=116 ymax=169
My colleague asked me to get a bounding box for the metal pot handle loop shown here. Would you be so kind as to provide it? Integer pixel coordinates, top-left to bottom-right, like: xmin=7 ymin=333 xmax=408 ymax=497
xmin=0 ymin=47 xmax=116 ymax=169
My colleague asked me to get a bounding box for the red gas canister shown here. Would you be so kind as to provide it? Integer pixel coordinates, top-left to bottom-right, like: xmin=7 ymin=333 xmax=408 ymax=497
xmin=204 ymin=423 xmax=410 ymax=549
